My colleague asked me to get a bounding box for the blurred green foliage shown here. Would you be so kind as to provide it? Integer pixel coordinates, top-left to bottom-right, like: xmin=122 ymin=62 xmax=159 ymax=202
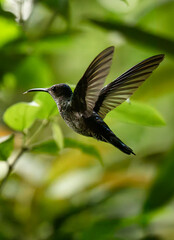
xmin=0 ymin=0 xmax=174 ymax=240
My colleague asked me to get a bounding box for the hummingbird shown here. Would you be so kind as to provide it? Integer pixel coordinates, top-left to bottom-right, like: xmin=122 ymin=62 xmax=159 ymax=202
xmin=24 ymin=47 xmax=164 ymax=155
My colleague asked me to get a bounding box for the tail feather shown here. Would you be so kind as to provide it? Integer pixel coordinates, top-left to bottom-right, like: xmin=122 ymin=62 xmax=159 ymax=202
xmin=109 ymin=135 xmax=135 ymax=155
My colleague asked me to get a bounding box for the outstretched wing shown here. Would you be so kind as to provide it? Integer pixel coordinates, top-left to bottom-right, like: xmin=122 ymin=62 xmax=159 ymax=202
xmin=72 ymin=46 xmax=114 ymax=117
xmin=94 ymin=54 xmax=164 ymax=119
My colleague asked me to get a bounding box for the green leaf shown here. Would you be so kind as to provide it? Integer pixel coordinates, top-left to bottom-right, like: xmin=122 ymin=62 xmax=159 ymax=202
xmin=0 ymin=17 xmax=19 ymax=47
xmin=107 ymin=100 xmax=165 ymax=127
xmin=3 ymin=102 xmax=40 ymax=131
xmin=34 ymin=92 xmax=58 ymax=119
xmin=52 ymin=123 xmax=64 ymax=150
xmin=90 ymin=18 xmax=174 ymax=56
xmin=31 ymin=140 xmax=59 ymax=155
xmin=0 ymin=134 xmax=14 ymax=161
xmin=64 ymin=138 xmax=103 ymax=165
xmin=143 ymin=147 xmax=174 ymax=212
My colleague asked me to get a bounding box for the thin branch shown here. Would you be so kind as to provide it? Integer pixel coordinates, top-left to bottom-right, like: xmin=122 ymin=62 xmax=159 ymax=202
xmin=46 ymin=10 xmax=58 ymax=30
xmin=0 ymin=147 xmax=27 ymax=193
xmin=18 ymin=0 xmax=24 ymax=25
xmin=41 ymin=10 xmax=59 ymax=37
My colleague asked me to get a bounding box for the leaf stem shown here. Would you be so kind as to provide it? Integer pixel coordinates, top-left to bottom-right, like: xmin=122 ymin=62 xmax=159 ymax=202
xmin=24 ymin=119 xmax=49 ymax=146
xmin=0 ymin=147 xmax=27 ymax=193
xmin=40 ymin=10 xmax=58 ymax=38
xmin=18 ymin=0 xmax=24 ymax=25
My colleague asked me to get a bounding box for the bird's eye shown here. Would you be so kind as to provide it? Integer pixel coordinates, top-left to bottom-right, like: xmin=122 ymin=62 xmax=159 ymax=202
xmin=52 ymin=86 xmax=57 ymax=92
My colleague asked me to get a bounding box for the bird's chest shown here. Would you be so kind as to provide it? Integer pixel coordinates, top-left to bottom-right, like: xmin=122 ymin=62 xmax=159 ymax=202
xmin=57 ymin=101 xmax=86 ymax=134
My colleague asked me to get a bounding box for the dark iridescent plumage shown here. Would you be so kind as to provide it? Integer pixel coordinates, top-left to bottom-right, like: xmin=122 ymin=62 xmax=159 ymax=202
xmin=24 ymin=47 xmax=164 ymax=155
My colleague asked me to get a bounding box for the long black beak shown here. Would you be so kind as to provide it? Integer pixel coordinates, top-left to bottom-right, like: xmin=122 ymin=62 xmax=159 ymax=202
xmin=23 ymin=88 xmax=49 ymax=94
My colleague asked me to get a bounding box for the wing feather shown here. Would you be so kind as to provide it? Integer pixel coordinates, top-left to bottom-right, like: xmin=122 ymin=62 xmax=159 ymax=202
xmin=72 ymin=46 xmax=114 ymax=117
xmin=94 ymin=54 xmax=164 ymax=119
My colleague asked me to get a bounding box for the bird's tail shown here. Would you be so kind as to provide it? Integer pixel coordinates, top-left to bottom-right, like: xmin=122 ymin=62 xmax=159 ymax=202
xmin=108 ymin=135 xmax=135 ymax=155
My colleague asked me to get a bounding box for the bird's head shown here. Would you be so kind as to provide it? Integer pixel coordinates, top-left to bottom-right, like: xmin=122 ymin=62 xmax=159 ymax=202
xmin=24 ymin=84 xmax=72 ymax=100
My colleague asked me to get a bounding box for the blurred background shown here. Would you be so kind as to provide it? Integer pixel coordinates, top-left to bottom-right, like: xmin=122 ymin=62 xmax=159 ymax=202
xmin=0 ymin=0 xmax=174 ymax=239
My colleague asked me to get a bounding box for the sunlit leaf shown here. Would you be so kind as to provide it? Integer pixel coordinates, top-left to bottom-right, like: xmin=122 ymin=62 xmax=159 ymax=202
xmin=90 ymin=18 xmax=174 ymax=56
xmin=143 ymin=147 xmax=174 ymax=212
xmin=0 ymin=134 xmax=14 ymax=161
xmin=64 ymin=138 xmax=103 ymax=164
xmin=34 ymin=92 xmax=58 ymax=119
xmin=3 ymin=102 xmax=40 ymax=131
xmin=0 ymin=17 xmax=19 ymax=47
xmin=107 ymin=100 xmax=165 ymax=127
xmin=52 ymin=123 xmax=64 ymax=150
xmin=31 ymin=140 xmax=59 ymax=155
